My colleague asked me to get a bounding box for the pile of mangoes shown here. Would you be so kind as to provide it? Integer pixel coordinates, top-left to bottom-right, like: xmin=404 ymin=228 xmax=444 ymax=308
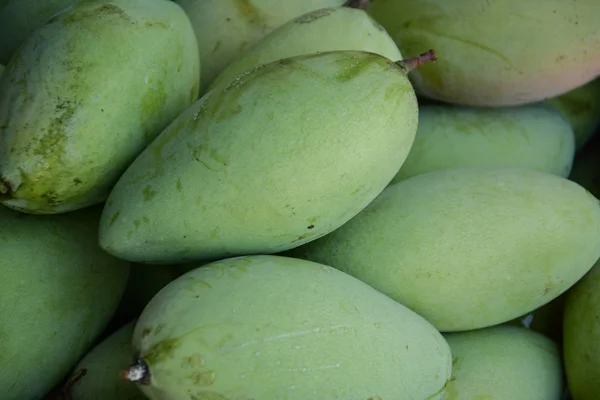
xmin=1 ymin=0 xmax=599 ymax=399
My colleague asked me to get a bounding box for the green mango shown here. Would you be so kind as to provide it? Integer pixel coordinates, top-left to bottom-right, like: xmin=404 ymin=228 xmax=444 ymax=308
xmin=0 ymin=205 xmax=130 ymax=400
xmin=0 ymin=0 xmax=80 ymax=64
xmin=99 ymin=50 xmax=430 ymax=264
xmin=569 ymin=134 xmax=600 ymax=199
xmin=208 ymin=2 xmax=402 ymax=92
xmin=443 ymin=325 xmax=563 ymax=399
xmin=390 ymin=105 xmax=575 ymax=184
xmin=287 ymin=167 xmax=600 ymax=332
xmin=174 ymin=0 xmax=346 ymax=93
xmin=543 ymin=78 xmax=600 ymax=150
xmin=0 ymin=0 xmax=200 ymax=214
xmin=121 ymin=255 xmax=452 ymax=399
xmin=366 ymin=0 xmax=600 ymax=106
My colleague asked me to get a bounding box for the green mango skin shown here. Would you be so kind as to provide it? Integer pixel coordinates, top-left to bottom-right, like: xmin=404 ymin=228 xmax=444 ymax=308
xmin=366 ymin=0 xmax=600 ymax=107
xmin=443 ymin=325 xmax=563 ymax=399
xmin=0 ymin=0 xmax=80 ymax=64
xmin=0 ymin=0 xmax=200 ymax=214
xmin=569 ymin=133 xmax=600 ymax=199
xmin=175 ymin=0 xmax=346 ymax=94
xmin=390 ymin=105 xmax=575 ymax=184
xmin=0 ymin=205 xmax=130 ymax=400
xmin=130 ymin=255 xmax=452 ymax=400
xmin=208 ymin=5 xmax=402 ymax=92
xmin=563 ymin=259 xmax=600 ymax=400
xmin=99 ymin=50 xmax=419 ymax=264
xmin=287 ymin=168 xmax=600 ymax=332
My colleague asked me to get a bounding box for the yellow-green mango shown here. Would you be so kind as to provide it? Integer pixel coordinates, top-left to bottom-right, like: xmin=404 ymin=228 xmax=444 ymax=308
xmin=122 ymin=255 xmax=452 ymax=399
xmin=65 ymin=320 xmax=146 ymax=400
xmin=287 ymin=167 xmax=600 ymax=332
xmin=443 ymin=325 xmax=563 ymax=399
xmin=542 ymin=78 xmax=600 ymax=150
xmin=0 ymin=0 xmax=200 ymax=214
xmin=0 ymin=205 xmax=130 ymax=400
xmin=0 ymin=0 xmax=80 ymax=64
xmin=366 ymin=0 xmax=600 ymax=106
xmin=174 ymin=0 xmax=346 ymax=93
xmin=569 ymin=134 xmax=600 ymax=199
xmin=208 ymin=2 xmax=402 ymax=92
xmin=99 ymin=50 xmax=424 ymax=264
xmin=390 ymin=105 xmax=575 ymax=184
xmin=563 ymin=258 xmax=600 ymax=400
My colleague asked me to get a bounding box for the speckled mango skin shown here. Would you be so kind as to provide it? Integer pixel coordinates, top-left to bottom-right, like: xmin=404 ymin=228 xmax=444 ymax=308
xmin=67 ymin=320 xmax=147 ymax=400
xmin=208 ymin=5 xmax=402 ymax=91
xmin=0 ymin=205 xmax=130 ymax=400
xmin=0 ymin=0 xmax=200 ymax=214
xmin=443 ymin=325 xmax=563 ymax=400
xmin=563 ymin=258 xmax=600 ymax=400
xmin=366 ymin=0 xmax=600 ymax=106
xmin=288 ymin=168 xmax=600 ymax=332
xmin=174 ymin=0 xmax=346 ymax=93
xmin=390 ymin=105 xmax=575 ymax=184
xmin=99 ymin=50 xmax=419 ymax=264
xmin=131 ymin=255 xmax=452 ymax=400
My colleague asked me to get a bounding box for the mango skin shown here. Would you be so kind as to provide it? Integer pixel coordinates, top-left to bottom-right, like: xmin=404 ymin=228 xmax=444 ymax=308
xmin=208 ymin=5 xmax=402 ymax=91
xmin=563 ymin=259 xmax=600 ymax=400
xmin=131 ymin=255 xmax=452 ymax=400
xmin=443 ymin=325 xmax=563 ymax=399
xmin=0 ymin=205 xmax=130 ymax=400
xmin=99 ymin=51 xmax=419 ymax=264
xmin=0 ymin=0 xmax=200 ymax=214
xmin=366 ymin=0 xmax=600 ymax=106
xmin=288 ymin=168 xmax=600 ymax=332
xmin=175 ymin=0 xmax=345 ymax=93
xmin=390 ymin=105 xmax=575 ymax=184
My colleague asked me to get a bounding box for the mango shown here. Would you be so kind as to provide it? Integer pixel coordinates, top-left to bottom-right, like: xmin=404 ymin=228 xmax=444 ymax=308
xmin=0 ymin=0 xmax=200 ymax=214
xmin=287 ymin=167 xmax=600 ymax=332
xmin=563 ymin=258 xmax=600 ymax=400
xmin=99 ymin=50 xmax=430 ymax=264
xmin=208 ymin=2 xmax=402 ymax=92
xmin=366 ymin=0 xmax=600 ymax=106
xmin=443 ymin=325 xmax=563 ymax=399
xmin=390 ymin=105 xmax=575 ymax=184
xmin=174 ymin=0 xmax=346 ymax=93
xmin=569 ymin=134 xmax=600 ymax=199
xmin=0 ymin=204 xmax=130 ymax=400
xmin=122 ymin=255 xmax=452 ymax=399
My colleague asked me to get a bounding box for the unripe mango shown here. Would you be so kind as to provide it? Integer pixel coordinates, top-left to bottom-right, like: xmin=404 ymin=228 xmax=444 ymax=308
xmin=99 ymin=50 xmax=429 ymax=264
xmin=288 ymin=168 xmax=600 ymax=332
xmin=390 ymin=105 xmax=575 ymax=184
xmin=443 ymin=325 xmax=563 ymax=399
xmin=0 ymin=205 xmax=130 ymax=400
xmin=0 ymin=0 xmax=200 ymax=214
xmin=208 ymin=2 xmax=402 ymax=91
xmin=123 ymin=255 xmax=452 ymax=399
xmin=366 ymin=0 xmax=600 ymax=106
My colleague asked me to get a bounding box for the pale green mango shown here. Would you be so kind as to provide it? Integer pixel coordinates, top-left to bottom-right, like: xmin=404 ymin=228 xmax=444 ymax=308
xmin=287 ymin=168 xmax=600 ymax=332
xmin=66 ymin=320 xmax=147 ymax=400
xmin=0 ymin=0 xmax=80 ymax=64
xmin=390 ymin=105 xmax=575 ymax=184
xmin=174 ymin=0 xmax=346 ymax=93
xmin=563 ymin=258 xmax=600 ymax=400
xmin=366 ymin=0 xmax=600 ymax=106
xmin=99 ymin=50 xmax=423 ymax=264
xmin=208 ymin=3 xmax=402 ymax=92
xmin=569 ymin=135 xmax=600 ymax=199
xmin=443 ymin=325 xmax=563 ymax=400
xmin=0 ymin=0 xmax=200 ymax=214
xmin=123 ymin=255 xmax=452 ymax=399
xmin=543 ymin=78 xmax=600 ymax=150
xmin=0 ymin=205 xmax=130 ymax=400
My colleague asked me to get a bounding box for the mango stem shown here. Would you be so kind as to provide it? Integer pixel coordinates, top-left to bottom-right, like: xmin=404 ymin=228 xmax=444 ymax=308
xmin=121 ymin=359 xmax=150 ymax=385
xmin=343 ymin=0 xmax=371 ymax=9
xmin=395 ymin=50 xmax=437 ymax=74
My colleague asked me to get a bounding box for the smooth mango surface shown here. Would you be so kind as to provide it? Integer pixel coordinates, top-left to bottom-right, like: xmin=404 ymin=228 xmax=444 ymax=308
xmin=289 ymin=168 xmax=600 ymax=332
xmin=131 ymin=255 xmax=452 ymax=399
xmin=0 ymin=0 xmax=200 ymax=214
xmin=99 ymin=51 xmax=419 ymax=264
